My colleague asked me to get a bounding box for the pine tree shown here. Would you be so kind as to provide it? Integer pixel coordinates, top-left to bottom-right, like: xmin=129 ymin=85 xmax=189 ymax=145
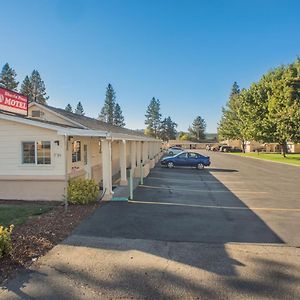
xmin=99 ymin=83 xmax=116 ymax=124
xmin=20 ymin=76 xmax=33 ymax=100
xmin=30 ymin=70 xmax=49 ymax=104
xmin=0 ymin=63 xmax=19 ymax=91
xmin=159 ymin=116 xmax=177 ymax=141
xmin=114 ymin=103 xmax=125 ymax=127
xmin=75 ymin=101 xmax=84 ymax=115
xmin=188 ymin=116 xmax=206 ymax=142
xmin=65 ymin=104 xmax=73 ymax=112
xmin=145 ymin=97 xmax=161 ymax=138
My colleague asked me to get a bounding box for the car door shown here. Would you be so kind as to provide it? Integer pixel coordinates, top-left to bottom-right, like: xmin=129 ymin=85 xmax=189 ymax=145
xmin=187 ymin=152 xmax=198 ymax=166
xmin=175 ymin=152 xmax=188 ymax=166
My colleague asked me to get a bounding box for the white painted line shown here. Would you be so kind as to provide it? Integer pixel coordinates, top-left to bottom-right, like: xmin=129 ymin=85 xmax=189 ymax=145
xmin=138 ymin=184 xmax=267 ymax=194
xmin=128 ymin=200 xmax=300 ymax=212
xmin=147 ymin=176 xmax=243 ymax=184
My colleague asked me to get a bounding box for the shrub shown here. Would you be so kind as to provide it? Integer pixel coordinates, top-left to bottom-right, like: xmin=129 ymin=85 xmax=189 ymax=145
xmin=0 ymin=224 xmax=14 ymax=258
xmin=67 ymin=178 xmax=99 ymax=204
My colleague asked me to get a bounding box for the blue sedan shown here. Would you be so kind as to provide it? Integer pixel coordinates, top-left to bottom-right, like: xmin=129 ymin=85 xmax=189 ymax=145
xmin=161 ymin=151 xmax=211 ymax=170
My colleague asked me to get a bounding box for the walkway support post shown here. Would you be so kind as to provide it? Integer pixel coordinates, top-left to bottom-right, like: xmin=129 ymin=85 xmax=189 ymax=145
xmin=129 ymin=168 xmax=133 ymax=200
xmin=140 ymin=163 xmax=144 ymax=185
xmin=101 ymin=139 xmax=113 ymax=200
xmin=119 ymin=139 xmax=128 ymax=185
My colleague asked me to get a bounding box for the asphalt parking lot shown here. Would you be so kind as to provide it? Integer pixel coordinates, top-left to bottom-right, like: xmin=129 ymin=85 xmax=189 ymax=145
xmin=71 ymin=149 xmax=300 ymax=246
xmin=1 ymin=151 xmax=300 ymax=299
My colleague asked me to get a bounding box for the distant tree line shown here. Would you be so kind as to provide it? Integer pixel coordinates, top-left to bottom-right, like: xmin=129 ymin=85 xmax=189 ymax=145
xmin=144 ymin=97 xmax=206 ymax=142
xmin=218 ymin=58 xmax=300 ymax=157
xmin=65 ymin=83 xmax=125 ymax=127
xmin=0 ymin=62 xmax=126 ymax=127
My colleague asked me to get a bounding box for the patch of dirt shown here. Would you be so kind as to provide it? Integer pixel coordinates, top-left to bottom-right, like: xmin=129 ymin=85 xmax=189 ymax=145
xmin=0 ymin=203 xmax=99 ymax=284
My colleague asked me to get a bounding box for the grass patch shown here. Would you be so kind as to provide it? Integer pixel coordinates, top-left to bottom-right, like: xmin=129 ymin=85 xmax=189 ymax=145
xmin=0 ymin=204 xmax=54 ymax=227
xmin=231 ymin=152 xmax=300 ymax=166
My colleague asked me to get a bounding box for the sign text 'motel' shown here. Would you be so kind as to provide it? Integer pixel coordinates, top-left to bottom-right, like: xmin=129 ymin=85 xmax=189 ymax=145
xmin=0 ymin=87 xmax=28 ymax=116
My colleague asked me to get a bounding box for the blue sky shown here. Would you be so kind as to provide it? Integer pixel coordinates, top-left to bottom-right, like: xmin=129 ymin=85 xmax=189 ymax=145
xmin=1 ymin=0 xmax=299 ymax=132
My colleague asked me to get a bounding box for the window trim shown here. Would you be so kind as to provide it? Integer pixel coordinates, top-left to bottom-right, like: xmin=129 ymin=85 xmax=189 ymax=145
xmin=72 ymin=140 xmax=82 ymax=163
xmin=21 ymin=140 xmax=52 ymax=166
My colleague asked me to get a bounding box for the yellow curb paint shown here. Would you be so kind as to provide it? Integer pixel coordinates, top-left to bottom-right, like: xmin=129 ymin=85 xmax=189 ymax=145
xmin=128 ymin=200 xmax=300 ymax=212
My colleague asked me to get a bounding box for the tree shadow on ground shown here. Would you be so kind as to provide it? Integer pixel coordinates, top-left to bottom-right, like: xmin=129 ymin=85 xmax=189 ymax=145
xmin=1 ymin=256 xmax=299 ymax=299
xmin=1 ymin=165 xmax=292 ymax=299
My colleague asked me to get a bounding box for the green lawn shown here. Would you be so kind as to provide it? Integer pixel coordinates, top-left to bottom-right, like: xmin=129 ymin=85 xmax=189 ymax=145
xmin=0 ymin=204 xmax=54 ymax=227
xmin=231 ymin=152 xmax=300 ymax=166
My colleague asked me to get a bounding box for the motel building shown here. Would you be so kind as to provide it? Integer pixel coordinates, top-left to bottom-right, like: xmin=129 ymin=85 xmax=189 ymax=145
xmin=0 ymin=87 xmax=162 ymax=201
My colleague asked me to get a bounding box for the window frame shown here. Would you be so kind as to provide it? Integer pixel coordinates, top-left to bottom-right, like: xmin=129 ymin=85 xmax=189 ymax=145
xmin=21 ymin=140 xmax=52 ymax=165
xmin=72 ymin=140 xmax=82 ymax=163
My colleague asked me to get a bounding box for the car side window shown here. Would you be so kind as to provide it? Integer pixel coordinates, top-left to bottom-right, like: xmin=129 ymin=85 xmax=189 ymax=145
xmin=178 ymin=153 xmax=187 ymax=158
xmin=188 ymin=153 xmax=197 ymax=159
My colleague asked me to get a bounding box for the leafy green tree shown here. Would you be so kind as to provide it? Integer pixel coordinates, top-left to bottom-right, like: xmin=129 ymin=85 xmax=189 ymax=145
xmin=178 ymin=131 xmax=191 ymax=141
xmin=20 ymin=76 xmax=33 ymax=100
xmin=188 ymin=116 xmax=206 ymax=142
xmin=75 ymin=101 xmax=84 ymax=115
xmin=113 ymin=103 xmax=125 ymax=127
xmin=99 ymin=83 xmax=116 ymax=124
xmin=29 ymin=70 xmax=49 ymax=104
xmin=0 ymin=63 xmax=19 ymax=91
xmin=159 ymin=116 xmax=177 ymax=141
xmin=218 ymin=82 xmax=250 ymax=152
xmin=65 ymin=104 xmax=73 ymax=112
xmin=262 ymin=62 xmax=300 ymax=156
xmin=219 ymin=60 xmax=300 ymax=157
xmin=145 ymin=97 xmax=161 ymax=138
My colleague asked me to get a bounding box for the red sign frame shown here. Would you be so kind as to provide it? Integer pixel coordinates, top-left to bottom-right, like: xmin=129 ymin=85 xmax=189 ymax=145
xmin=0 ymin=87 xmax=28 ymax=116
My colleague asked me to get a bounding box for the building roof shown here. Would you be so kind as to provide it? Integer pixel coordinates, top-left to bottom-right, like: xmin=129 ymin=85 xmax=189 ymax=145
xmin=41 ymin=104 xmax=147 ymax=138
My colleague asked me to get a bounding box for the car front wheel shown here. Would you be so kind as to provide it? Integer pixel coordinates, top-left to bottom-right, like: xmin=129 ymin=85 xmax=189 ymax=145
xmin=169 ymin=151 xmax=173 ymax=155
xmin=167 ymin=161 xmax=174 ymax=169
xmin=196 ymin=163 xmax=204 ymax=170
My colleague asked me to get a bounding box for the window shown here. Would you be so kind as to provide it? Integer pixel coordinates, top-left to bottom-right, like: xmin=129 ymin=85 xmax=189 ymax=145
xmin=72 ymin=141 xmax=81 ymax=163
xmin=22 ymin=142 xmax=35 ymax=164
xmin=37 ymin=141 xmax=51 ymax=164
xmin=22 ymin=141 xmax=51 ymax=165
xmin=188 ymin=153 xmax=198 ymax=159
xmin=178 ymin=153 xmax=188 ymax=159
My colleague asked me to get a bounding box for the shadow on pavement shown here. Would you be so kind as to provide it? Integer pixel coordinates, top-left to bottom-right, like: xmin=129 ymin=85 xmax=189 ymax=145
xmin=1 ymin=164 xmax=292 ymax=300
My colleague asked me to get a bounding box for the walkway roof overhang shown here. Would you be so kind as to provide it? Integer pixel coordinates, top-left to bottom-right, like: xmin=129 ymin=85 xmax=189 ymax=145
xmin=0 ymin=112 xmax=160 ymax=142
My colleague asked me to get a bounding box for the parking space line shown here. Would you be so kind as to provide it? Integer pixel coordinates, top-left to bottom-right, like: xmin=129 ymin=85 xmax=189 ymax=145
xmin=128 ymin=200 xmax=300 ymax=212
xmin=147 ymin=176 xmax=243 ymax=184
xmin=138 ymin=184 xmax=267 ymax=194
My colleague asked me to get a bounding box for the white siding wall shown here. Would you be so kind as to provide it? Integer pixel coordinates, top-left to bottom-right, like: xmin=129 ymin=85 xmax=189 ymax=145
xmin=28 ymin=105 xmax=76 ymax=127
xmin=0 ymin=119 xmax=65 ymax=176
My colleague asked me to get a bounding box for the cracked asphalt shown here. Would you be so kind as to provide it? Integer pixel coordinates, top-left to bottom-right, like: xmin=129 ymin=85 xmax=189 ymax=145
xmin=1 ymin=151 xmax=300 ymax=299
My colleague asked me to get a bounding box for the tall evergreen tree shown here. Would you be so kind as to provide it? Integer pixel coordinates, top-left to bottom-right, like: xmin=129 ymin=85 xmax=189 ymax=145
xmin=75 ymin=101 xmax=84 ymax=115
xmin=145 ymin=97 xmax=161 ymax=138
xmin=20 ymin=76 xmax=33 ymax=100
xmin=113 ymin=103 xmax=125 ymax=127
xmin=159 ymin=116 xmax=177 ymax=141
xmin=99 ymin=83 xmax=116 ymax=124
xmin=0 ymin=63 xmax=19 ymax=91
xmin=65 ymin=104 xmax=73 ymax=112
xmin=188 ymin=116 xmax=206 ymax=142
xmin=29 ymin=70 xmax=49 ymax=104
